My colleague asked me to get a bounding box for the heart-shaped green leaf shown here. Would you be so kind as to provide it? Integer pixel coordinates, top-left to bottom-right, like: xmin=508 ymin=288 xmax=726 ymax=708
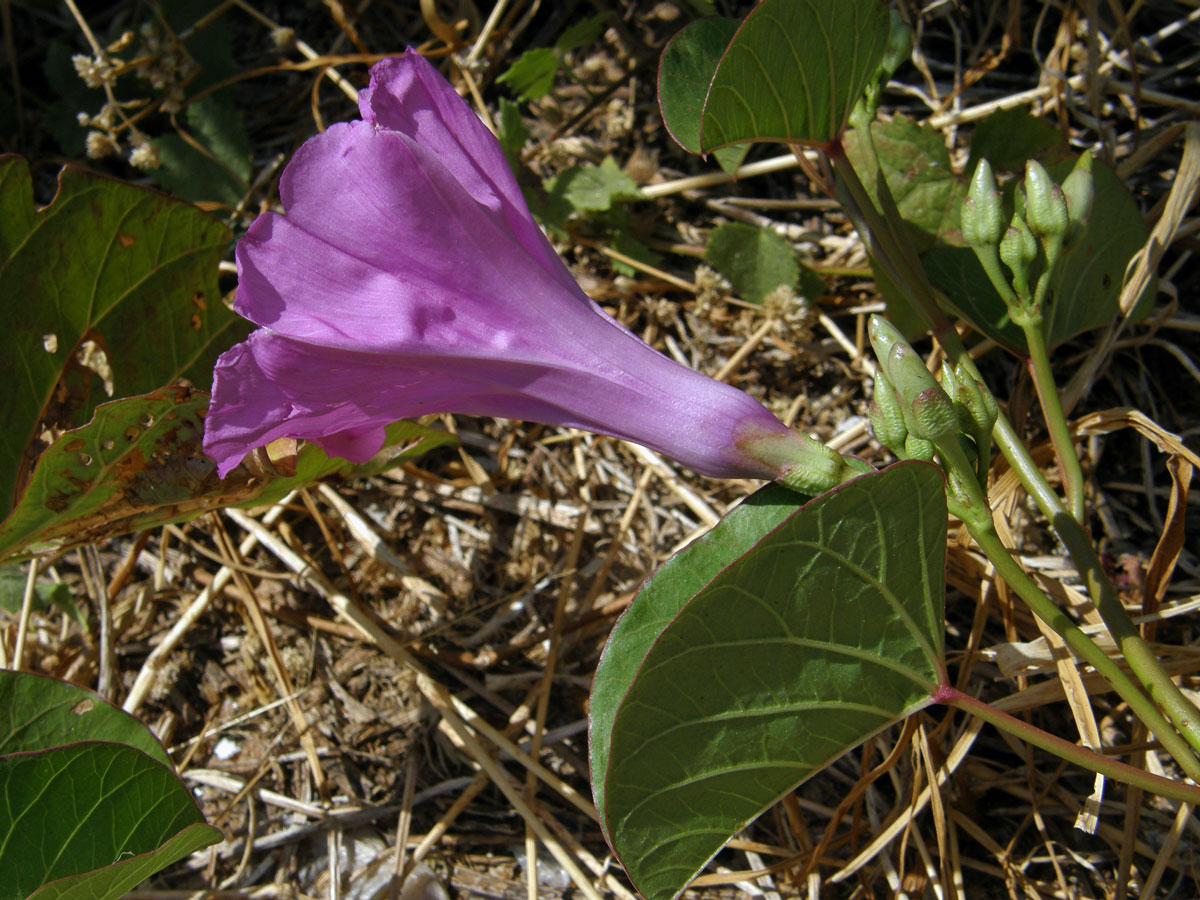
xmin=0 ymin=671 xmax=169 ymax=767
xmin=658 ymin=17 xmax=747 ymax=173
xmin=0 ymin=743 xmax=220 ymax=900
xmin=25 ymin=822 xmax=220 ymax=900
xmin=0 ymin=386 xmax=456 ymax=563
xmin=704 ymin=222 xmax=824 ymax=304
xmin=0 ymin=155 xmax=245 ymax=522
xmin=0 ymin=568 xmax=87 ymax=630
xmin=698 ymin=0 xmax=891 ymax=152
xmin=590 ymin=462 xmax=946 ymax=900
xmin=705 ymin=222 xmax=799 ymax=303
xmin=0 ymin=671 xmax=221 ymax=900
xmin=965 ymin=106 xmax=1063 ymax=176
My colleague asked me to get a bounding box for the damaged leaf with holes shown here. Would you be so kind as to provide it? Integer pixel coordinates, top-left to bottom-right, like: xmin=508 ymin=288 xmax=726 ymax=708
xmin=0 ymin=155 xmax=247 ymax=524
xmin=0 ymin=388 xmax=456 ymax=563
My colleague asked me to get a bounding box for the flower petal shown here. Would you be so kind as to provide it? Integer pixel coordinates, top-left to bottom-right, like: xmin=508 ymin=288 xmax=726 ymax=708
xmin=205 ymin=330 xmax=389 ymax=477
xmin=354 ymin=50 xmax=559 ymax=275
xmin=241 ymin=120 xmax=584 ymax=347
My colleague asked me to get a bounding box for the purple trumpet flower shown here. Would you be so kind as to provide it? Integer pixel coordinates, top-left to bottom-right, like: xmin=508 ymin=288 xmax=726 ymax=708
xmin=204 ymin=50 xmax=841 ymax=487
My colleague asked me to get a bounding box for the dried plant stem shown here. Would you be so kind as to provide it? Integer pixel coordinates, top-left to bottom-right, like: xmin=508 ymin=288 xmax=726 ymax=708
xmin=524 ymin=510 xmax=586 ymax=900
xmin=465 ymin=0 xmax=511 ymax=64
xmin=12 ymin=558 xmax=38 ymax=670
xmin=123 ymin=494 xmax=296 ymax=713
xmin=211 ymin=517 xmax=327 ymax=796
xmin=223 ymin=507 xmax=605 ymax=900
xmin=640 ymin=152 xmax=814 ymax=199
xmin=387 ymin=754 xmax=418 ymax=898
xmin=831 ymin=718 xmax=984 ymax=884
xmin=714 ymin=317 xmax=774 ymax=382
xmin=230 ymin=0 xmax=357 ymax=100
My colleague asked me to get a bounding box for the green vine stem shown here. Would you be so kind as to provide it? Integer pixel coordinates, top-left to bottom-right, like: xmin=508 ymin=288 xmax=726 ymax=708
xmin=984 ymin=407 xmax=1200 ymax=758
xmin=938 ymin=686 xmax=1200 ymax=806
xmin=828 ymin=129 xmax=1200 ymax=767
xmin=1019 ymin=317 xmax=1086 ymax=523
xmin=946 ymin=490 xmax=1200 ymax=782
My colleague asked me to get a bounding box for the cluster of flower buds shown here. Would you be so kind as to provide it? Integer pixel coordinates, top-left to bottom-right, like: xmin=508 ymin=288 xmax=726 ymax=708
xmin=962 ymin=154 xmax=1095 ymax=318
xmin=867 ymin=317 xmax=997 ymax=477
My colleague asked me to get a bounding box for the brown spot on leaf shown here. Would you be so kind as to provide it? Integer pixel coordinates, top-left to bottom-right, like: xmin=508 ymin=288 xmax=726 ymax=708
xmin=70 ymin=699 xmax=94 ymax=715
xmin=190 ymin=313 xmax=203 ymax=331
xmin=117 ymin=232 xmax=135 ymax=248
xmin=191 ymin=292 xmax=206 ymax=311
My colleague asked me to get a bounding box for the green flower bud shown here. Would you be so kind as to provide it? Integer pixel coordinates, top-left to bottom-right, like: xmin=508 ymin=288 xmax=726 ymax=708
xmin=999 ymin=211 xmax=1038 ymax=298
xmin=953 ymin=367 xmax=999 ymax=438
xmin=885 ymin=342 xmax=941 ymax=402
xmin=939 ymin=360 xmax=959 ymax=395
xmin=962 ymin=159 xmax=1003 ymax=248
xmin=940 ymin=361 xmax=974 ymax=432
xmin=904 ymin=433 xmax=936 ymax=462
xmin=868 ymin=373 xmax=908 ymax=456
xmin=1023 ymin=160 xmax=1069 ymax=241
xmin=1061 ymin=151 xmax=1094 ymax=230
xmin=867 ymin=314 xmax=906 ymax=374
xmin=884 ymin=342 xmax=961 ymax=445
xmin=910 ymin=387 xmax=961 ymax=444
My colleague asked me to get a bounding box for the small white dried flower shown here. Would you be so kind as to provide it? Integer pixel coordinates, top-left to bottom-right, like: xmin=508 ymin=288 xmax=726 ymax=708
xmin=127 ymin=133 xmax=161 ymax=170
xmin=693 ymin=264 xmax=732 ymax=310
xmin=72 ymin=54 xmax=111 ymax=88
xmin=761 ymin=284 xmax=797 ymax=320
xmin=85 ymin=130 xmax=120 ymax=159
xmin=76 ymin=111 xmax=91 ymax=126
xmin=93 ymin=102 xmax=116 ymax=129
xmin=270 ymin=26 xmax=296 ymax=49
xmin=160 ymin=86 xmax=185 ymax=115
xmin=762 ymin=284 xmax=816 ymax=343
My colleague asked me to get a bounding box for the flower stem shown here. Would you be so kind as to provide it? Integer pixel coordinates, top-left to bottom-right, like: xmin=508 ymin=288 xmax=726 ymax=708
xmin=939 ymin=686 xmax=1200 ymax=806
xmin=1017 ymin=315 xmax=1087 ymax=523
xmin=828 ymin=117 xmax=944 ymax=330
